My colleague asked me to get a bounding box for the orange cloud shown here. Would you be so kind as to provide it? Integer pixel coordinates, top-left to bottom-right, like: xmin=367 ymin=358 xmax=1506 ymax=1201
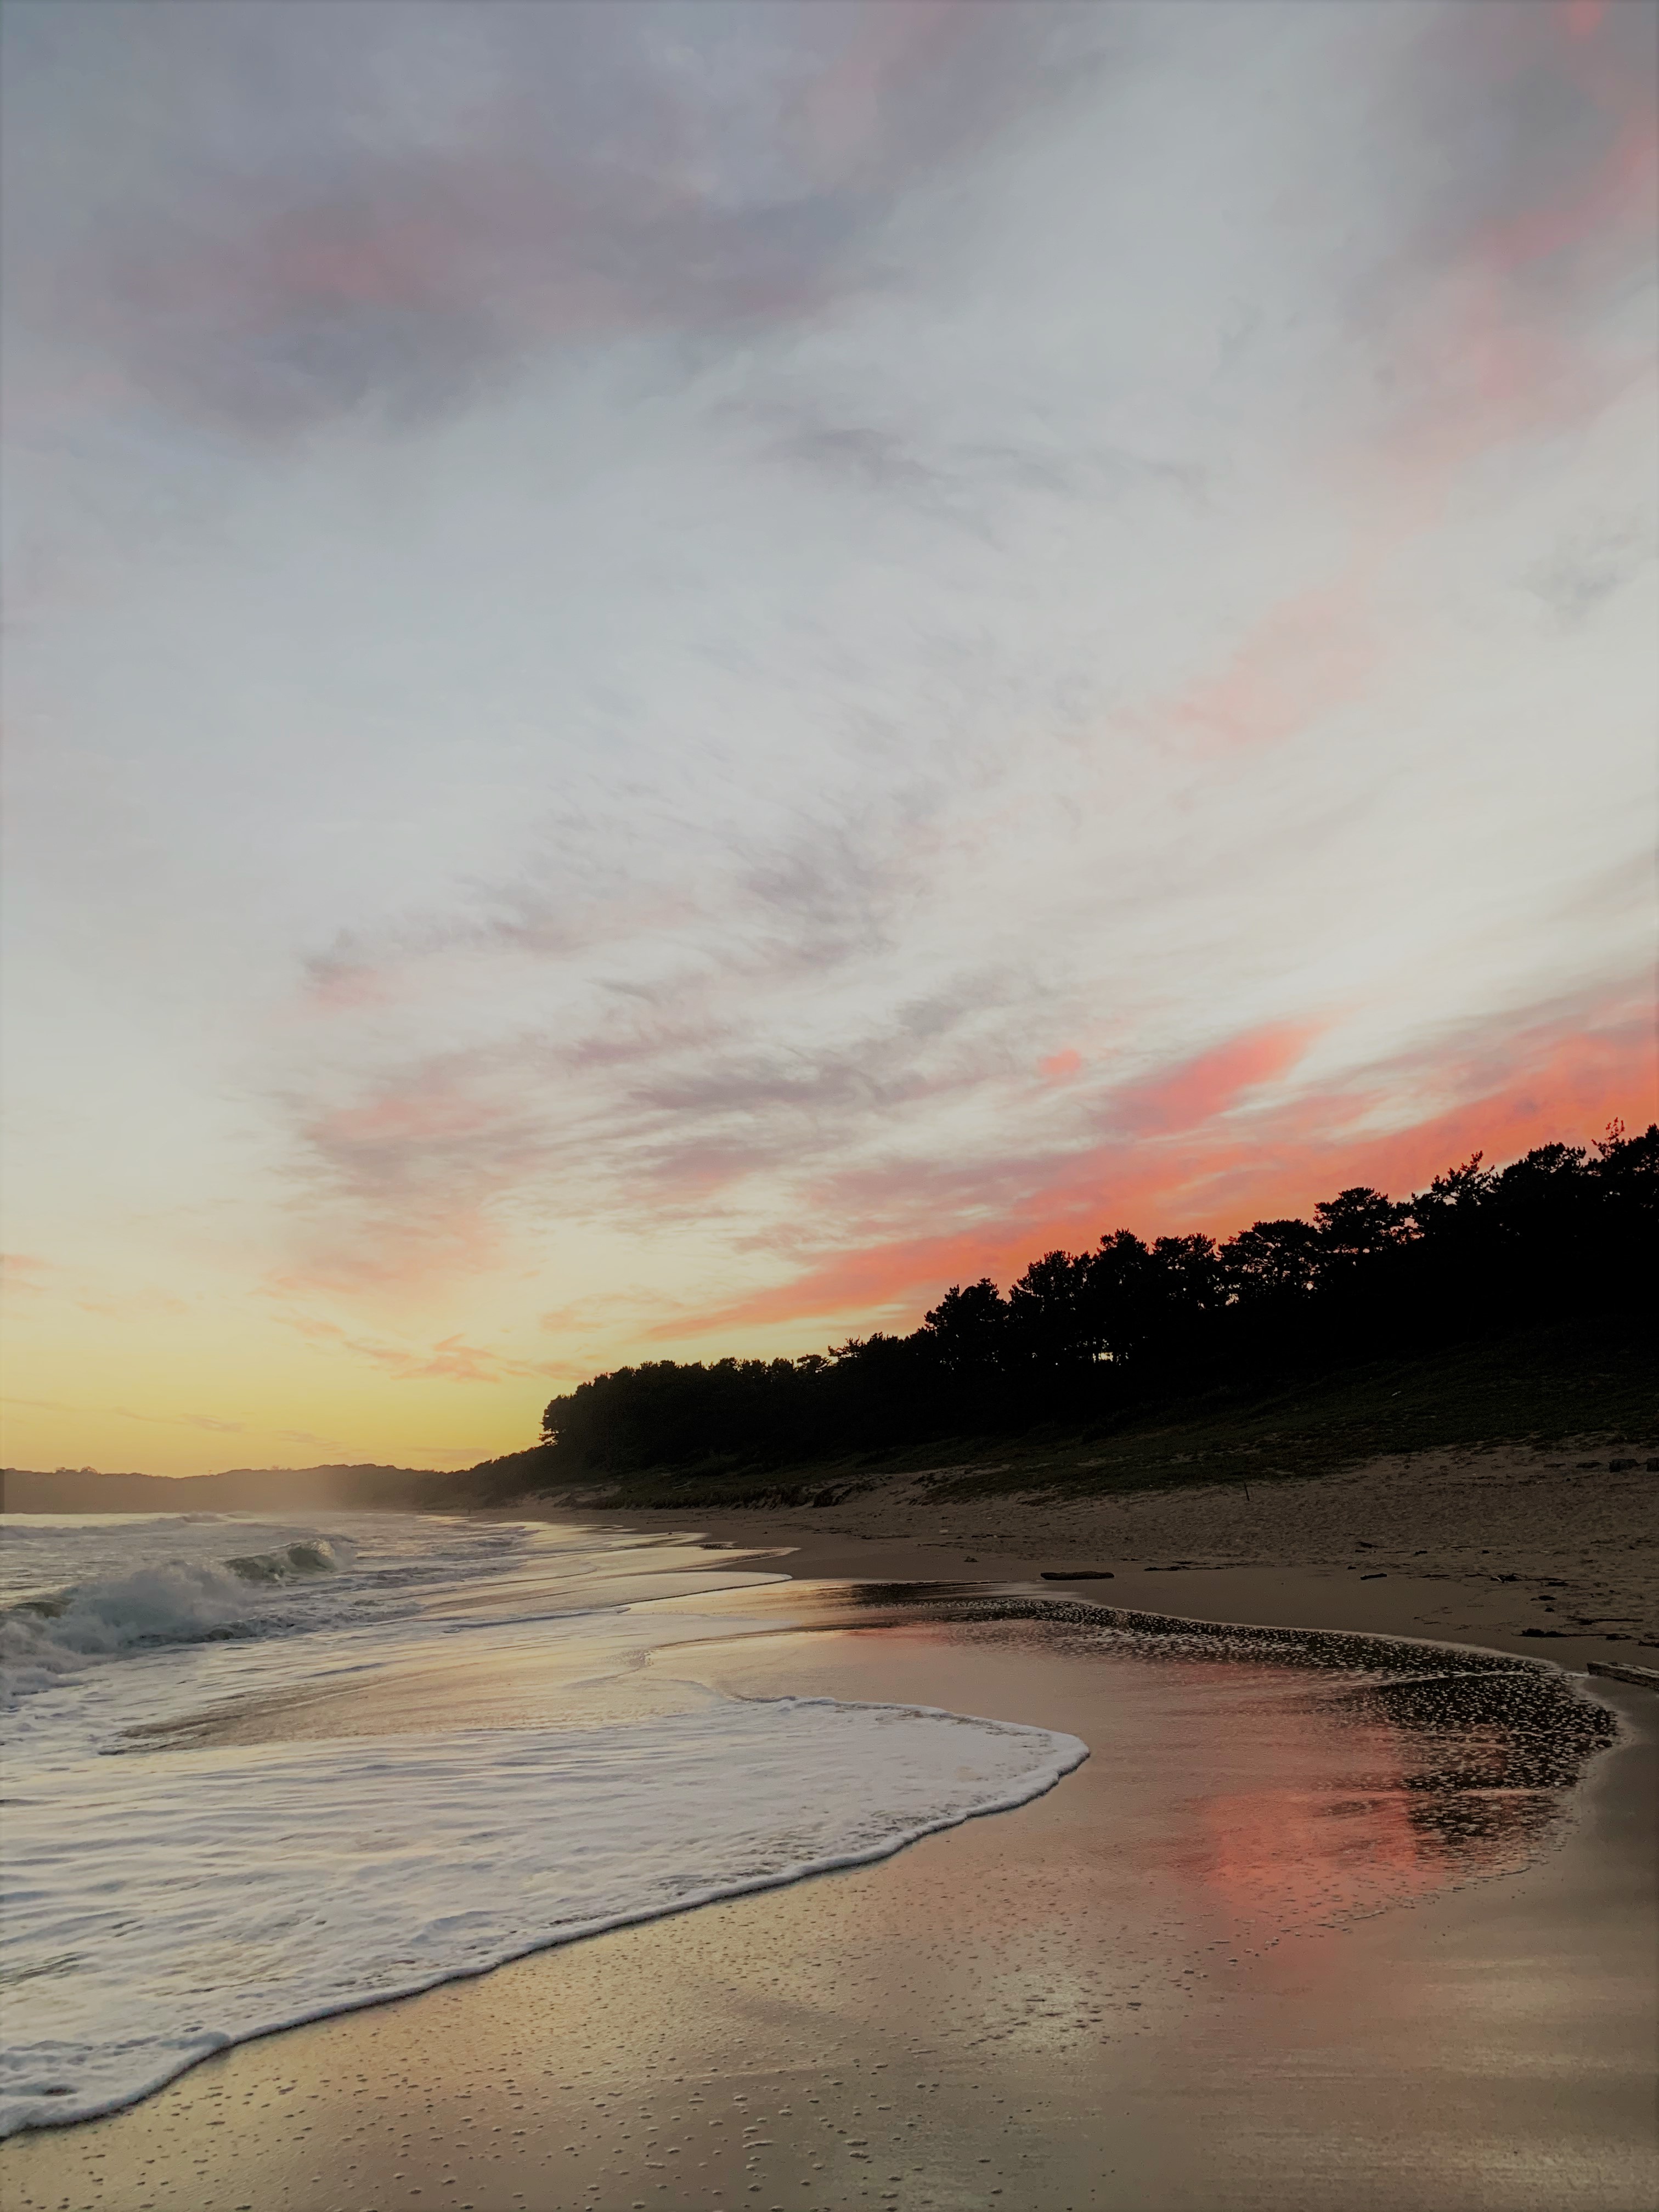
xmin=1106 ymin=1022 xmax=1319 ymax=1136
xmin=270 ymin=1305 xmax=554 ymax=1385
xmin=663 ymin=993 xmax=1652 ymax=1341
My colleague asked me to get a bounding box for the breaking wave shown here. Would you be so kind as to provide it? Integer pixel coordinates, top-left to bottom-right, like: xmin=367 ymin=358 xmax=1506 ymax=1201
xmin=1 ymin=1536 xmax=356 ymax=1706
xmin=0 ymin=1513 xmax=1084 ymax=2140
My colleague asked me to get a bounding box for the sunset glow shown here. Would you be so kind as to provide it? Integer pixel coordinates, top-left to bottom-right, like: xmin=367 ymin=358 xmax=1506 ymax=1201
xmin=3 ymin=0 xmax=1654 ymax=1474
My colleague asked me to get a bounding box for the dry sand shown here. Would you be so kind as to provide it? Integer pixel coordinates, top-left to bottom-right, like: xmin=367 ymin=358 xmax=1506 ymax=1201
xmin=4 ymin=1449 xmax=1656 ymax=2212
xmin=641 ymin=1440 xmax=1659 ymax=1671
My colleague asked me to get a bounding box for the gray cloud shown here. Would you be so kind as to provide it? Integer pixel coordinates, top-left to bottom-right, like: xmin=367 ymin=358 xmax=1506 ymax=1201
xmin=3 ymin=0 xmax=1110 ymax=439
xmin=1527 ymin=513 xmax=1655 ymax=626
xmin=1372 ymin=2 xmax=1656 ymax=285
xmin=8 ymin=0 xmax=1651 ymax=1392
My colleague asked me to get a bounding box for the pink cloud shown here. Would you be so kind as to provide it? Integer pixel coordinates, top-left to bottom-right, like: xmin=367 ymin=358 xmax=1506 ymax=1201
xmin=1155 ymin=0 xmax=1655 ymax=759
xmin=270 ymin=1302 xmax=556 ymax=1385
xmin=1104 ymin=1023 xmax=1319 ymax=1137
xmin=1 ymin=1254 xmax=55 ymax=1295
xmin=658 ymin=990 xmax=1652 ymax=1341
xmin=1170 ymin=574 xmax=1379 ymax=753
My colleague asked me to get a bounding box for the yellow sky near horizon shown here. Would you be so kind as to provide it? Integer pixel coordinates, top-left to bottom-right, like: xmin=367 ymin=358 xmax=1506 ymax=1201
xmin=4 ymin=3 xmax=1654 ymax=1479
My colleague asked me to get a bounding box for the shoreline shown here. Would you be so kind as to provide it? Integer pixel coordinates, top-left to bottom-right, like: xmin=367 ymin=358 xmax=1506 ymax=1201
xmin=4 ymin=1497 xmax=1655 ymax=2210
xmin=503 ymin=1435 xmax=1659 ymax=1676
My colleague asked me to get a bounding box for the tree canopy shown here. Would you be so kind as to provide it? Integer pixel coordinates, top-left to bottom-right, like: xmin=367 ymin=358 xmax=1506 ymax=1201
xmin=538 ymin=1122 xmax=1657 ymax=1477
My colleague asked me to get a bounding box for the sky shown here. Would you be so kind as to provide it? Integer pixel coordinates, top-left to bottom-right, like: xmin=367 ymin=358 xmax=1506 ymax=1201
xmin=2 ymin=0 xmax=1655 ymax=1478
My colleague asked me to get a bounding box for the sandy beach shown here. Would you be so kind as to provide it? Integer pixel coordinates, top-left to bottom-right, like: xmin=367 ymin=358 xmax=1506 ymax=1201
xmin=4 ymin=1460 xmax=1656 ymax=2212
xmin=614 ymin=1438 xmax=1659 ymax=1672
xmin=10 ymin=0 xmax=1657 ymax=2203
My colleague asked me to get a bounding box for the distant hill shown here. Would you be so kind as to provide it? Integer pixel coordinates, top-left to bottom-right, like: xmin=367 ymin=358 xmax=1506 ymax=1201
xmin=0 ymin=1463 xmax=461 ymax=1514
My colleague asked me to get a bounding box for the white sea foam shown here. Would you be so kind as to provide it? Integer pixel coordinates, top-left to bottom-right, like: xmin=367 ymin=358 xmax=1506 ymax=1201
xmin=0 ymin=1513 xmax=1085 ymax=2134
xmin=0 ymin=1533 xmax=357 ymax=1707
xmin=1 ymin=1695 xmax=1084 ymax=2135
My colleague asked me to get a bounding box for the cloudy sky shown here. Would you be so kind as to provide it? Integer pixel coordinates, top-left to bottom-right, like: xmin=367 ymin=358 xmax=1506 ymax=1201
xmin=3 ymin=0 xmax=1654 ymax=1476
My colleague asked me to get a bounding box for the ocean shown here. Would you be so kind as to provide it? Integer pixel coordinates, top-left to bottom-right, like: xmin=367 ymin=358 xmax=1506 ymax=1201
xmin=0 ymin=1512 xmax=1086 ymax=2137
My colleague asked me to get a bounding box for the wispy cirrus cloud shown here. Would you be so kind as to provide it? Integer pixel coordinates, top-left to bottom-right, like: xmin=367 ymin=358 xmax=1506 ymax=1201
xmin=674 ymin=979 xmax=1653 ymax=1339
xmin=0 ymin=1395 xmax=246 ymax=1436
xmin=4 ymin=2 xmax=1652 ymax=1469
xmin=1 ymin=1254 xmax=55 ymax=1295
xmin=268 ymin=1302 xmax=574 ymax=1386
xmin=4 ymin=1 xmax=1088 ymax=442
xmin=2 ymin=1257 xmax=192 ymax=1323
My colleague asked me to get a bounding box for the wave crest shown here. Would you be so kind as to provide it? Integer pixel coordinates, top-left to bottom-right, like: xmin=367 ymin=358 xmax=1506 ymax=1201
xmin=1 ymin=1536 xmax=356 ymax=1704
xmin=224 ymin=1538 xmax=352 ymax=1584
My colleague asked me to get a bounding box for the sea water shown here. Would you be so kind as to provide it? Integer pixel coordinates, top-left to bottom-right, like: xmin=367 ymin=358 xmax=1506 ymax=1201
xmin=0 ymin=1513 xmax=1085 ymax=2136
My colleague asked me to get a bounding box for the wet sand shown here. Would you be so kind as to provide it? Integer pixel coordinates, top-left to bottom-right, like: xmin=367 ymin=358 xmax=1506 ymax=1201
xmin=4 ymin=1533 xmax=1655 ymax=2212
xmin=672 ymin=1515 xmax=1656 ymax=1673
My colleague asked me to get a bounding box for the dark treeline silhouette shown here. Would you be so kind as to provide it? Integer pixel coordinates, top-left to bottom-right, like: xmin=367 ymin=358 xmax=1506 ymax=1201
xmin=537 ymin=1123 xmax=1657 ymax=1478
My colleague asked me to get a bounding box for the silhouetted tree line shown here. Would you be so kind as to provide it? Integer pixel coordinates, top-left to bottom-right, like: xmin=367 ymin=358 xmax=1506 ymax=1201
xmin=538 ymin=1124 xmax=1657 ymax=1476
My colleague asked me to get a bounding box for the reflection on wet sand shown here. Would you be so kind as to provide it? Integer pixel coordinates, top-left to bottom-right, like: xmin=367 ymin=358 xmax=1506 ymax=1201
xmin=4 ymin=1571 xmax=1644 ymax=2212
xmin=660 ymin=1577 xmax=1618 ymax=1935
xmin=130 ymin=1565 xmax=1615 ymax=1946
